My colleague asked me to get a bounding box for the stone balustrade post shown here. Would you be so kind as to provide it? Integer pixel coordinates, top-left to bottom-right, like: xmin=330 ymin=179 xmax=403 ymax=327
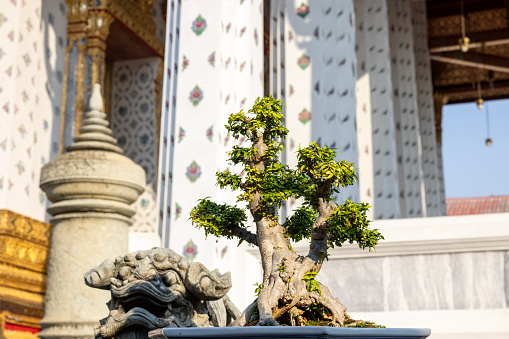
xmin=39 ymin=84 xmax=146 ymax=339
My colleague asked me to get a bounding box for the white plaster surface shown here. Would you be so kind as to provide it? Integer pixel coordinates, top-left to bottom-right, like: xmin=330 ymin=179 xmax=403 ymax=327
xmin=129 ymin=231 xmax=162 ymax=252
xmin=349 ymin=309 xmax=509 ymax=338
xmin=372 ymin=213 xmax=509 ymax=243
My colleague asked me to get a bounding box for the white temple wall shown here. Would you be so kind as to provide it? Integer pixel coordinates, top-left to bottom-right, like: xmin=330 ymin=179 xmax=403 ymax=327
xmin=0 ymin=0 xmax=66 ymax=221
xmin=157 ymin=0 xmax=265 ymax=309
xmin=411 ymin=1 xmax=443 ymax=217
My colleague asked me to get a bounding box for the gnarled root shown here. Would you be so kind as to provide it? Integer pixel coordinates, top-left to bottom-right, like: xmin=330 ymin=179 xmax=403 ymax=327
xmin=233 ymin=280 xmax=358 ymax=327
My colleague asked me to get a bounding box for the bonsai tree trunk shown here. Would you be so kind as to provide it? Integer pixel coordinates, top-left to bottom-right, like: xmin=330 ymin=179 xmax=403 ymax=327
xmin=231 ymin=139 xmax=350 ymax=327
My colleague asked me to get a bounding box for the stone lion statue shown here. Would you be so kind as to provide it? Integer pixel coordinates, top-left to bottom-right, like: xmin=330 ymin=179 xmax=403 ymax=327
xmin=85 ymin=248 xmax=240 ymax=338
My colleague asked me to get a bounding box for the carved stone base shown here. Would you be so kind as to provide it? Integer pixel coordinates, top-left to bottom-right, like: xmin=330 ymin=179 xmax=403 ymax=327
xmin=37 ymin=320 xmax=98 ymax=339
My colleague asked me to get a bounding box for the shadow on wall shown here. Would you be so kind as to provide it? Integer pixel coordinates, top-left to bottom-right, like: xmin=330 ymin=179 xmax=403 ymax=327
xmin=285 ymin=1 xmax=359 ymax=204
xmin=42 ymin=2 xmax=66 ymax=161
xmin=42 ymin=2 xmax=67 ymax=220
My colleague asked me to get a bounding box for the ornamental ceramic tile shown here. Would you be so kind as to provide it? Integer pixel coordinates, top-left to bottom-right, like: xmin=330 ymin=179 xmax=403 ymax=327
xmin=189 ymin=85 xmax=203 ymax=106
xmin=192 ymin=15 xmax=207 ymax=35
xmin=298 ymin=108 xmax=311 ymax=124
xmin=182 ymin=56 xmax=189 ymax=70
xmin=185 ymin=160 xmax=202 ymax=183
xmin=297 ymin=53 xmax=310 ymax=70
xmin=296 ymin=3 xmax=310 ymax=18
xmin=183 ymin=239 xmax=198 ymax=262
xmin=208 ymin=51 xmax=215 ymax=66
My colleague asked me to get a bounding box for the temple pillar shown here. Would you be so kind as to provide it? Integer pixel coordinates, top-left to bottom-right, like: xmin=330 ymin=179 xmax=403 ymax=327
xmin=387 ymin=0 xmax=426 ymax=218
xmin=38 ymin=84 xmax=146 ymax=338
xmin=411 ymin=0 xmax=443 ymax=216
xmin=60 ymin=0 xmax=89 ymax=152
xmin=357 ymin=0 xmax=401 ymax=219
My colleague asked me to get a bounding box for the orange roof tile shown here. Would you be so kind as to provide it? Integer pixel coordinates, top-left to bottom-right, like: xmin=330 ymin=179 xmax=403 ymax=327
xmin=446 ymin=195 xmax=509 ymax=216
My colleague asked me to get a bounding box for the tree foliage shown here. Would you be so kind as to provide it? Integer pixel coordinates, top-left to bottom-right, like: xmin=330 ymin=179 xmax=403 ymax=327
xmin=190 ymin=95 xmax=383 ymax=254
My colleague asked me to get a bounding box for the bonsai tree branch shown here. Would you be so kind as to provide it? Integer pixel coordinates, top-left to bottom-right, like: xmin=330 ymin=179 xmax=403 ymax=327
xmin=190 ymin=199 xmax=257 ymax=246
xmin=227 ymin=226 xmax=258 ymax=246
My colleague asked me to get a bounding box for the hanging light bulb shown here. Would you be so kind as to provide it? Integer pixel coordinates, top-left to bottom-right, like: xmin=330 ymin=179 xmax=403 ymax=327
xmin=476 ymin=69 xmax=483 ymax=110
xmin=476 ymin=98 xmax=484 ymax=110
xmin=459 ymin=36 xmax=470 ymax=52
xmin=458 ymin=0 xmax=470 ymax=52
xmin=485 ymin=102 xmax=492 ymax=146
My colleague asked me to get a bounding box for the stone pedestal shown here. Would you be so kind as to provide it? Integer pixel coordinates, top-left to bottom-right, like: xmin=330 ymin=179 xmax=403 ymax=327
xmin=39 ymin=84 xmax=146 ymax=338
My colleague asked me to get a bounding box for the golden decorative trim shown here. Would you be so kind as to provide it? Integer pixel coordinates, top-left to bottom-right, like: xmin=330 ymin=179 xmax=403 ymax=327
xmin=60 ymin=0 xmax=90 ymax=152
xmin=104 ymin=59 xmax=114 ymax=123
xmin=86 ymin=10 xmax=114 ymax=101
xmin=0 ymin=263 xmax=46 ymax=294
xmin=0 ymin=286 xmax=45 ymax=305
xmin=429 ymin=9 xmax=508 ymax=38
xmin=0 ymin=210 xmax=51 ymax=246
xmin=104 ymin=0 xmax=164 ymax=57
xmin=0 ymin=211 xmax=49 ymax=322
xmin=0 ymin=236 xmax=49 ymax=273
xmin=61 ymin=0 xmax=162 ymax=153
xmin=0 ymin=311 xmax=41 ymax=329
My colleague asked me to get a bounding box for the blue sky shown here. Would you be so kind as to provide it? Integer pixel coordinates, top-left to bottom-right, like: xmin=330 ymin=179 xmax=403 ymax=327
xmin=442 ymin=99 xmax=509 ymax=198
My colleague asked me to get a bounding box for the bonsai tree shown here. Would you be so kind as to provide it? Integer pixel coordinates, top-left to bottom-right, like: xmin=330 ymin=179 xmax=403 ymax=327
xmin=190 ymin=96 xmax=383 ymax=327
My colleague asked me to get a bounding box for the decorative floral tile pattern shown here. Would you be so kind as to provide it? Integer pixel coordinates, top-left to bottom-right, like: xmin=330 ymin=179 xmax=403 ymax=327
xmin=185 ymin=160 xmax=201 ymax=183
xmin=189 ymin=85 xmax=203 ymax=106
xmin=192 ymin=15 xmax=207 ymax=36
xmin=183 ymin=239 xmax=198 ymax=262
xmin=111 ymin=57 xmax=161 ymax=233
